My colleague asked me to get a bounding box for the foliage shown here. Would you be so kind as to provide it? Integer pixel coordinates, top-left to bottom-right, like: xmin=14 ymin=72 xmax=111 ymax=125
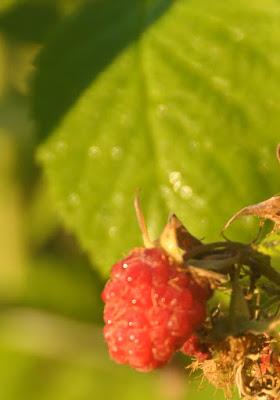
xmin=36 ymin=0 xmax=280 ymax=276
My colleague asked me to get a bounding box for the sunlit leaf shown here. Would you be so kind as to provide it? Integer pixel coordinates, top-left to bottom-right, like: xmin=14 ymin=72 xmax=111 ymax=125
xmin=35 ymin=0 xmax=280 ymax=276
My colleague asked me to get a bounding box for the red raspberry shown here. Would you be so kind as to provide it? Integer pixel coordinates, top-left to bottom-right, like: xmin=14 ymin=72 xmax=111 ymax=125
xmin=181 ymin=334 xmax=210 ymax=362
xmin=102 ymin=247 xmax=209 ymax=371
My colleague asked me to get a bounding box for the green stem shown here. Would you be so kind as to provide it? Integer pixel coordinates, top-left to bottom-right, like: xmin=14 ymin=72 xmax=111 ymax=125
xmin=249 ymin=254 xmax=280 ymax=287
xmin=185 ymin=240 xmax=280 ymax=287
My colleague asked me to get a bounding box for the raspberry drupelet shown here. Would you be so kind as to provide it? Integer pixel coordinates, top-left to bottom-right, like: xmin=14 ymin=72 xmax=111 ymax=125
xmin=102 ymin=247 xmax=209 ymax=371
xmin=181 ymin=334 xmax=210 ymax=362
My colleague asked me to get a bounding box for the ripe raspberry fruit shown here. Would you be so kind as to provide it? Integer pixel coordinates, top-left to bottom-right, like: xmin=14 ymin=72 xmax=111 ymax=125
xmin=102 ymin=247 xmax=210 ymax=371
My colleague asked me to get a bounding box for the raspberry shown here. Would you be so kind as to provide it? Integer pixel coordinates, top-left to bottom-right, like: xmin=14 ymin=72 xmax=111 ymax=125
xmin=102 ymin=247 xmax=209 ymax=371
xmin=181 ymin=334 xmax=210 ymax=362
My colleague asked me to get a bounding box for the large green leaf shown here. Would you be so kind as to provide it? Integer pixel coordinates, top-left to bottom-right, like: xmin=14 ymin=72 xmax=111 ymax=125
xmin=36 ymin=0 xmax=280 ymax=276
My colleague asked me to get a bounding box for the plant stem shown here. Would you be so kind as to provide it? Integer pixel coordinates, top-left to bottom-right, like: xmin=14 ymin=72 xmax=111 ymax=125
xmin=184 ymin=240 xmax=280 ymax=287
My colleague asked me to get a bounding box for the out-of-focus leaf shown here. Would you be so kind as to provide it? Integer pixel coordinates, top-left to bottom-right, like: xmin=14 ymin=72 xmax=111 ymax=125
xmin=257 ymin=231 xmax=280 ymax=273
xmin=36 ymin=0 xmax=280 ymax=276
xmin=0 ymin=3 xmax=60 ymax=42
xmin=19 ymin=255 xmax=103 ymax=323
xmin=258 ymin=232 xmax=280 ymax=258
xmin=0 ymin=134 xmax=26 ymax=297
xmin=25 ymin=179 xmax=59 ymax=249
xmin=0 ymin=308 xmax=239 ymax=400
xmin=0 ymin=0 xmax=17 ymax=13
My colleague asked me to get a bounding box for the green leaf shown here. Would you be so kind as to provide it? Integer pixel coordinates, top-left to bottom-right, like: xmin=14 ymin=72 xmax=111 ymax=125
xmin=36 ymin=0 xmax=280 ymax=276
xmin=257 ymin=231 xmax=280 ymax=276
xmin=258 ymin=232 xmax=280 ymax=258
xmin=0 ymin=0 xmax=17 ymax=13
xmin=0 ymin=3 xmax=60 ymax=42
xmin=20 ymin=255 xmax=104 ymax=323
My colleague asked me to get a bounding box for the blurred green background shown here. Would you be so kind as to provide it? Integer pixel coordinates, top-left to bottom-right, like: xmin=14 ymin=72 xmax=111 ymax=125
xmin=1 ymin=0 xmax=280 ymax=398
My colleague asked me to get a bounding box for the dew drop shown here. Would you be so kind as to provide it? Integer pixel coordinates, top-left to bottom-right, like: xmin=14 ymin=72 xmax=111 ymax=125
xmin=107 ymin=319 xmax=112 ymax=325
xmin=131 ymin=299 xmax=137 ymax=305
xmin=128 ymin=321 xmax=134 ymax=327
xmin=111 ymin=146 xmax=123 ymax=160
xmin=174 ymin=181 xmax=181 ymax=192
xmin=180 ymin=185 xmax=193 ymax=199
xmin=39 ymin=150 xmax=54 ymax=162
xmin=68 ymin=193 xmax=80 ymax=207
xmin=88 ymin=145 xmax=101 ymax=159
xmin=169 ymin=171 xmax=182 ymax=193
xmin=127 ymin=276 xmax=133 ymax=282
xmin=157 ymin=103 xmax=168 ymax=116
xmin=122 ymin=263 xmax=129 ymax=269
xmin=169 ymin=171 xmax=181 ymax=185
xmin=55 ymin=140 xmax=67 ymax=153
xmin=194 ymin=196 xmax=206 ymax=209
xmin=129 ymin=334 xmax=135 ymax=341
xmin=109 ymin=226 xmax=118 ymax=237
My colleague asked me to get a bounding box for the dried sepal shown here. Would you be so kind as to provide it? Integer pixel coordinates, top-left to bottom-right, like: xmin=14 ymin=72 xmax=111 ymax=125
xmin=159 ymin=214 xmax=201 ymax=262
xmin=223 ymin=196 xmax=280 ymax=232
xmin=190 ymin=334 xmax=280 ymax=400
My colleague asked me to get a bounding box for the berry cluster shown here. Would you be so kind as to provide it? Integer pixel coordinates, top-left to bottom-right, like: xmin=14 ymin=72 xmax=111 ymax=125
xmin=102 ymin=247 xmax=210 ymax=371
